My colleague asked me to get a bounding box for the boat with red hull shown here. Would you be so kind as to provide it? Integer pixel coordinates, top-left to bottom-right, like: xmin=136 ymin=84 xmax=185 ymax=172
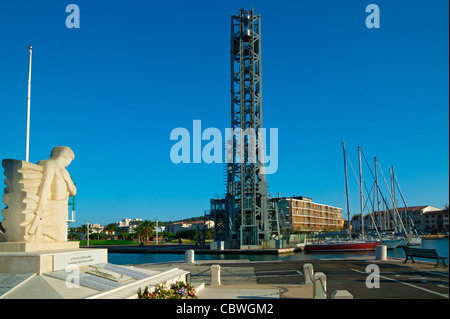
xmin=304 ymin=240 xmax=380 ymax=252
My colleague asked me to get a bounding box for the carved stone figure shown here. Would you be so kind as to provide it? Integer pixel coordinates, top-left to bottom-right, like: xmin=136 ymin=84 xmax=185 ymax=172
xmin=0 ymin=146 xmax=76 ymax=242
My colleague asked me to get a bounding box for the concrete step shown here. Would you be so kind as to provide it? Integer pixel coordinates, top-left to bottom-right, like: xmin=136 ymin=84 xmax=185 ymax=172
xmin=192 ymin=282 xmax=205 ymax=294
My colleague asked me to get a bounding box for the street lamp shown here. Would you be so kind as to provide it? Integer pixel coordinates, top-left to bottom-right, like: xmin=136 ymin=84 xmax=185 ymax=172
xmin=26 ymin=45 xmax=32 ymax=162
xmin=85 ymin=221 xmax=90 ymax=246
xmin=155 ymin=219 xmax=158 ymax=246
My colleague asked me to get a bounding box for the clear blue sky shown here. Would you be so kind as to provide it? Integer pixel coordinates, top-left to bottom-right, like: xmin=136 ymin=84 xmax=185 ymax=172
xmin=0 ymin=0 xmax=448 ymax=227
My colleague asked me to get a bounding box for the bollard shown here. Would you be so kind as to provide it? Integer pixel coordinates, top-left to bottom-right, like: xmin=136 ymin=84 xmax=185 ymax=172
xmin=185 ymin=250 xmax=195 ymax=264
xmin=331 ymin=290 xmax=353 ymax=299
xmin=313 ymin=272 xmax=327 ymax=299
xmin=376 ymin=245 xmax=387 ymax=261
xmin=211 ymin=265 xmax=221 ymax=286
xmin=303 ymin=263 xmax=314 ymax=286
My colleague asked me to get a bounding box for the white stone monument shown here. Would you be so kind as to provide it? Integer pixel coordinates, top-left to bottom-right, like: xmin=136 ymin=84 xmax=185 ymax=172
xmin=0 ymin=146 xmax=79 ymax=251
xmin=0 ymin=147 xmax=106 ymax=274
xmin=0 ymin=147 xmax=184 ymax=299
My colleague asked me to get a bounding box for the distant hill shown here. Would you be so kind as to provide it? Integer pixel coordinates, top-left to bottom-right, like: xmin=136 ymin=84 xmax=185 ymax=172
xmin=158 ymin=216 xmax=206 ymax=226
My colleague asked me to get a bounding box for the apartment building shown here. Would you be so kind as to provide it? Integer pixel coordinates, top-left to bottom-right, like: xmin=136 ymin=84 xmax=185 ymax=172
xmin=167 ymin=220 xmax=215 ymax=234
xmin=354 ymin=205 xmax=445 ymax=233
xmin=423 ymin=208 xmax=449 ymax=233
xmin=115 ymin=218 xmax=143 ymax=233
xmin=278 ymin=196 xmax=343 ymax=233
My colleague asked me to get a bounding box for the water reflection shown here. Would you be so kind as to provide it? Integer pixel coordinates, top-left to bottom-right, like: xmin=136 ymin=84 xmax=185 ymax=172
xmin=107 ymin=238 xmax=448 ymax=265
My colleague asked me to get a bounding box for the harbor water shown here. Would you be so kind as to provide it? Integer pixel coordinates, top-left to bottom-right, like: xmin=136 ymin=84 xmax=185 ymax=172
xmin=107 ymin=238 xmax=449 ymax=265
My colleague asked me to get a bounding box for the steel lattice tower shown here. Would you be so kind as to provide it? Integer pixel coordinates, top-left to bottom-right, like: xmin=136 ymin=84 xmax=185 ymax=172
xmin=211 ymin=8 xmax=284 ymax=248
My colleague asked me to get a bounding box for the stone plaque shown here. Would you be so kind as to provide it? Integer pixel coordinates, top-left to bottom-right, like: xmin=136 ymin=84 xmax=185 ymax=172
xmin=53 ymin=249 xmax=106 ymax=271
xmin=86 ymin=267 xmax=132 ymax=283
xmin=103 ymin=263 xmax=150 ymax=280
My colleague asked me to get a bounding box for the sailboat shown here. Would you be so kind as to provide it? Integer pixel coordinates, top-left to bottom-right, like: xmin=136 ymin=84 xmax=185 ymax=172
xmin=305 ymin=142 xmax=379 ymax=252
xmin=371 ymin=158 xmax=405 ymax=249
xmin=391 ymin=168 xmax=421 ymax=246
xmin=379 ymin=234 xmax=404 ymax=249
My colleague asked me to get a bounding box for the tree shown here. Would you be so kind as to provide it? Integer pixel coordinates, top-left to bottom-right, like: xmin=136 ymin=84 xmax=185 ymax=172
xmin=134 ymin=220 xmax=154 ymax=244
xmin=71 ymin=232 xmax=81 ymax=240
xmin=80 ymin=224 xmax=88 ymax=240
xmin=205 ymin=229 xmax=214 ymax=240
xmin=94 ymin=227 xmax=102 ymax=240
xmin=67 ymin=227 xmax=77 ymax=240
xmin=103 ymin=223 xmax=118 ymax=239
xmin=177 ymin=229 xmax=198 ymax=241
xmin=118 ymin=227 xmax=128 ymax=240
xmin=163 ymin=231 xmax=176 ymax=239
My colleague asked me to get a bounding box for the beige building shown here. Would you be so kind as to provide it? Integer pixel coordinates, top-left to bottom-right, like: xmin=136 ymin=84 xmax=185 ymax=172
xmin=278 ymin=196 xmax=343 ymax=233
xmin=423 ymin=208 xmax=449 ymax=234
xmin=353 ymin=205 xmax=448 ymax=234
xmin=167 ymin=220 xmax=215 ymax=234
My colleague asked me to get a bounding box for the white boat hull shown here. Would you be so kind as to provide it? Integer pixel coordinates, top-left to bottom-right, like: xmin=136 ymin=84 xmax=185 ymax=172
xmin=396 ymin=238 xmax=409 ymax=247
xmin=408 ymin=236 xmax=422 ymax=246
xmin=381 ymin=238 xmax=403 ymax=249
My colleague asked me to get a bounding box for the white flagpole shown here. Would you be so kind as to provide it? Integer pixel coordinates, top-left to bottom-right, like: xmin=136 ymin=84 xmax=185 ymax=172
xmin=26 ymin=45 xmax=32 ymax=162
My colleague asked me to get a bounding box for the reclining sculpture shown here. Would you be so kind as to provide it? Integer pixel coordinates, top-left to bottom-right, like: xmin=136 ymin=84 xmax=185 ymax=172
xmin=0 ymin=146 xmax=76 ymax=243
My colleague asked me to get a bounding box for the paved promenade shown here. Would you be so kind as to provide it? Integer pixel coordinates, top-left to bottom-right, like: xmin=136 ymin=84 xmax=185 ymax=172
xmin=133 ymin=256 xmax=449 ymax=299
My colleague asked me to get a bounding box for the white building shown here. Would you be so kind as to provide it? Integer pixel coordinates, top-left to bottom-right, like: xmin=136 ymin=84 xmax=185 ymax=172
xmin=115 ymin=218 xmax=143 ymax=233
xmin=167 ymin=220 xmax=214 ymax=234
xmin=154 ymin=226 xmax=166 ymax=233
xmin=353 ymin=205 xmax=443 ymax=233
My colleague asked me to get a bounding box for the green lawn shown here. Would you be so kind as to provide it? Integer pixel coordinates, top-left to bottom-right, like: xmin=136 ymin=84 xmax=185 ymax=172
xmin=73 ymin=239 xmax=212 ymax=246
xmin=72 ymin=238 xmax=214 ymax=246
xmin=75 ymin=240 xmax=141 ymax=246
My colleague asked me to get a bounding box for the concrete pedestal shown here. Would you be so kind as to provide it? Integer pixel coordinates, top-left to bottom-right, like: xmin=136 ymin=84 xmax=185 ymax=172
xmin=376 ymin=245 xmax=387 ymax=261
xmin=331 ymin=290 xmax=353 ymax=299
xmin=211 ymin=265 xmax=221 ymax=286
xmin=185 ymin=250 xmax=195 ymax=264
xmin=303 ymin=263 xmax=314 ymax=286
xmin=210 ymin=241 xmax=225 ymax=250
xmin=0 ymin=248 xmax=107 ymax=275
xmin=0 ymin=241 xmax=79 ymax=253
xmin=313 ymin=272 xmax=327 ymax=299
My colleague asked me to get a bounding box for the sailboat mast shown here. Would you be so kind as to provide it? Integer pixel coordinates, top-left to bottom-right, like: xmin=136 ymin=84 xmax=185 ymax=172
xmin=374 ymin=157 xmax=381 ymax=231
xmin=394 ymin=172 xmax=418 ymax=235
xmin=389 ymin=167 xmax=396 ymax=230
xmin=358 ymin=146 xmax=364 ymax=239
xmin=342 ymin=141 xmax=351 ymax=239
xmin=392 ymin=166 xmax=405 ymax=229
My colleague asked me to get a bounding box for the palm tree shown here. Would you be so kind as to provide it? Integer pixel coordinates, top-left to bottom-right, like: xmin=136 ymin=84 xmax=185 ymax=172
xmin=80 ymin=224 xmax=88 ymax=240
xmin=118 ymin=227 xmax=128 ymax=240
xmin=94 ymin=227 xmax=102 ymax=240
xmin=67 ymin=227 xmax=77 ymax=240
xmin=134 ymin=220 xmax=154 ymax=244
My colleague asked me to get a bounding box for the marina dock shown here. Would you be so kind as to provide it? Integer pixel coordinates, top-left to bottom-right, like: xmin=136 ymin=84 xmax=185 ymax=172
xmin=133 ymin=256 xmax=449 ymax=299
